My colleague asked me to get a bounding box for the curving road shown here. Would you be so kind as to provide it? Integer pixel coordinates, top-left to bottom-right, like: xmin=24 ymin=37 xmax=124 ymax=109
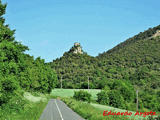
xmin=39 ymin=99 xmax=85 ymax=120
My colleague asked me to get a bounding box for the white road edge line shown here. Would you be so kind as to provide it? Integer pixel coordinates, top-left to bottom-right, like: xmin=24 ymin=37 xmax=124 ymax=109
xmin=55 ymin=99 xmax=64 ymax=120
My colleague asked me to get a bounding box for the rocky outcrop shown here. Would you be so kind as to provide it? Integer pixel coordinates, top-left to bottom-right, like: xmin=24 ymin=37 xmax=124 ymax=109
xmin=152 ymin=30 xmax=160 ymax=38
xmin=73 ymin=42 xmax=83 ymax=54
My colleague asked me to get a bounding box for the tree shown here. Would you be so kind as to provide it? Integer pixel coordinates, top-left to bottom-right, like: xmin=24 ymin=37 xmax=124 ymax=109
xmin=0 ymin=0 xmax=57 ymax=107
xmin=0 ymin=0 xmax=28 ymax=105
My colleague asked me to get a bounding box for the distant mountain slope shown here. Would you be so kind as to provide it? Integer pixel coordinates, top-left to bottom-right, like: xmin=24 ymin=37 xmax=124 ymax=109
xmin=100 ymin=25 xmax=160 ymax=55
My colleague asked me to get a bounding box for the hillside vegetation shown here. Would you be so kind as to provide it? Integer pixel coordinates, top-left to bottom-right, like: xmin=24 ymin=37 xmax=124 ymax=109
xmin=49 ymin=26 xmax=160 ymax=112
xmin=2 ymin=0 xmax=160 ymax=118
xmin=49 ymin=49 xmax=98 ymax=89
xmin=0 ymin=0 xmax=57 ymax=118
xmin=96 ymin=26 xmax=160 ymax=111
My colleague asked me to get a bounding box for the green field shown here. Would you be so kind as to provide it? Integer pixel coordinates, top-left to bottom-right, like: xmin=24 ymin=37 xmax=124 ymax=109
xmin=51 ymin=88 xmax=101 ymax=100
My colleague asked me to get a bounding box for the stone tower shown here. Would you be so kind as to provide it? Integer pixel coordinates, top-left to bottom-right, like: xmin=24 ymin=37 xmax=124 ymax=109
xmin=73 ymin=42 xmax=83 ymax=54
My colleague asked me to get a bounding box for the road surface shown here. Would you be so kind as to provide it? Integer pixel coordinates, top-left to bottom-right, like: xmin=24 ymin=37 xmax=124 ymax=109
xmin=39 ymin=99 xmax=85 ymax=120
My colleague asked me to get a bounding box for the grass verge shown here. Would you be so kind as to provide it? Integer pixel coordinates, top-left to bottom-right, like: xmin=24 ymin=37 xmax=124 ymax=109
xmin=62 ymin=97 xmax=134 ymax=120
xmin=0 ymin=92 xmax=49 ymax=120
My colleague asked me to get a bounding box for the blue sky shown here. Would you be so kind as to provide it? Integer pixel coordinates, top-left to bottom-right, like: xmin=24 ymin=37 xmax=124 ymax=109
xmin=3 ymin=0 xmax=160 ymax=62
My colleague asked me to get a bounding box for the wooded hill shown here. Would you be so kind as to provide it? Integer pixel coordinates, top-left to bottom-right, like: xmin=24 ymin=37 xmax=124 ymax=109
xmin=97 ymin=25 xmax=160 ymax=90
xmin=49 ymin=25 xmax=160 ymax=111
xmin=50 ymin=25 xmax=160 ymax=89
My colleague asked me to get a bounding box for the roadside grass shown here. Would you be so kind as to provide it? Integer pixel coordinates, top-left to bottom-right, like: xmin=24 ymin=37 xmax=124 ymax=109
xmin=91 ymin=103 xmax=149 ymax=120
xmin=52 ymin=89 xmax=157 ymax=120
xmin=62 ymin=97 xmax=132 ymax=120
xmin=11 ymin=101 xmax=47 ymax=120
xmin=0 ymin=101 xmax=47 ymax=120
xmin=2 ymin=89 xmax=157 ymax=120
xmin=51 ymin=88 xmax=101 ymax=101
xmin=0 ymin=92 xmax=51 ymax=120
xmin=52 ymin=89 xmax=159 ymax=119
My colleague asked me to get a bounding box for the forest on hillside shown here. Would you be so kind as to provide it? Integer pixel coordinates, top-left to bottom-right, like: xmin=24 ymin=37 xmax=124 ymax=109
xmin=49 ymin=26 xmax=160 ymax=112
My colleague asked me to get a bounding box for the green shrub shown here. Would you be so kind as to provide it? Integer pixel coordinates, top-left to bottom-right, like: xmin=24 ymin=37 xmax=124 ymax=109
xmin=108 ymin=90 xmax=126 ymax=109
xmin=62 ymin=98 xmax=127 ymax=120
xmin=1 ymin=93 xmax=25 ymax=113
xmin=97 ymin=80 xmax=136 ymax=110
xmin=0 ymin=75 xmax=20 ymax=105
xmin=97 ymin=91 xmax=109 ymax=105
xmin=81 ymin=82 xmax=94 ymax=89
xmin=73 ymin=90 xmax=91 ymax=103
xmin=110 ymin=80 xmax=135 ymax=102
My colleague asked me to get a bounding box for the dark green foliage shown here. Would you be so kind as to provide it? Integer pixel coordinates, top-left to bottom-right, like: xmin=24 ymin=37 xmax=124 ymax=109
xmin=97 ymin=90 xmax=109 ymax=105
xmin=0 ymin=0 xmax=57 ymax=111
xmin=19 ymin=56 xmax=57 ymax=93
xmin=139 ymin=91 xmax=160 ymax=111
xmin=97 ymin=80 xmax=135 ymax=109
xmin=109 ymin=80 xmax=135 ymax=102
xmin=1 ymin=94 xmax=26 ymax=113
xmin=107 ymin=90 xmax=126 ymax=109
xmin=73 ymin=90 xmax=91 ymax=103
xmin=0 ymin=0 xmax=27 ymax=106
xmin=49 ymin=47 xmax=99 ymax=89
xmin=0 ymin=75 xmax=20 ymax=105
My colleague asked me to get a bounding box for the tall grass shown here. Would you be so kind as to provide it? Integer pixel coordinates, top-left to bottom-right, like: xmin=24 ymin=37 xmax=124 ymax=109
xmin=62 ymin=97 xmax=133 ymax=120
xmin=0 ymin=94 xmax=49 ymax=120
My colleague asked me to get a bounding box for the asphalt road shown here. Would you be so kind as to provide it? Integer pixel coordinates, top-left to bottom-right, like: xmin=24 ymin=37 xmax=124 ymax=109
xmin=39 ymin=99 xmax=85 ymax=120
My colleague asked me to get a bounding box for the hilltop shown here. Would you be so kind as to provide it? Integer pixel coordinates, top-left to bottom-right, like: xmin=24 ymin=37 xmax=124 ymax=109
xmin=49 ymin=43 xmax=98 ymax=88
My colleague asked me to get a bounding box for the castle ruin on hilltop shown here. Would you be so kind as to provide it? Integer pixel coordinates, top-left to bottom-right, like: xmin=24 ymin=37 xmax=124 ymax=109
xmin=73 ymin=42 xmax=83 ymax=54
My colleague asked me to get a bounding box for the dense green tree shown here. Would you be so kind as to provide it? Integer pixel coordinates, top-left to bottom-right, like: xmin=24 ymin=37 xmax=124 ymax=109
xmin=73 ymin=90 xmax=91 ymax=103
xmin=108 ymin=90 xmax=126 ymax=109
xmin=0 ymin=0 xmax=28 ymax=105
xmin=0 ymin=0 xmax=57 ymax=107
xmin=97 ymin=90 xmax=109 ymax=105
xmin=97 ymin=81 xmax=135 ymax=109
